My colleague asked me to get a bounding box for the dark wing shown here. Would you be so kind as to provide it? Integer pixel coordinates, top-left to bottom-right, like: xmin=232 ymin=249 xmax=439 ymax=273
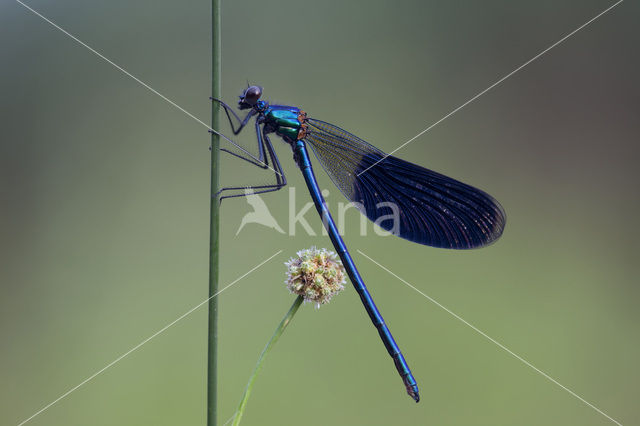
xmin=304 ymin=118 xmax=505 ymax=249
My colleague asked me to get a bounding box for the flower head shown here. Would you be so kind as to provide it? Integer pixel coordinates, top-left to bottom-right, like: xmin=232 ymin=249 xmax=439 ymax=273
xmin=285 ymin=247 xmax=346 ymax=307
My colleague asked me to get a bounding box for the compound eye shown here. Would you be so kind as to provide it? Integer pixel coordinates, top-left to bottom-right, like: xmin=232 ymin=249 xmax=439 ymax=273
xmin=243 ymin=85 xmax=262 ymax=105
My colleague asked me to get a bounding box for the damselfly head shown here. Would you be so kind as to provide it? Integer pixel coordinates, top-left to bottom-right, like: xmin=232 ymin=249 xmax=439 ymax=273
xmin=238 ymin=85 xmax=262 ymax=109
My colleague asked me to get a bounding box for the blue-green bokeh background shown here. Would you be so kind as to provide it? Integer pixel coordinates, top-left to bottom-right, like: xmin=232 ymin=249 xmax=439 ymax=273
xmin=1 ymin=1 xmax=638 ymax=425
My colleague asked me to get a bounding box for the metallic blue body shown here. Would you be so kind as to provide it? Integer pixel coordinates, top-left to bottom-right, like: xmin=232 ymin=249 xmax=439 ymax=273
xmin=248 ymin=99 xmax=420 ymax=400
xmin=293 ymin=139 xmax=420 ymax=402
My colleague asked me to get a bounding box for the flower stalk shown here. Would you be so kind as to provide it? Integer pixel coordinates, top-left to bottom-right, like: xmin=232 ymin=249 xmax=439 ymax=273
xmin=232 ymin=296 xmax=304 ymax=426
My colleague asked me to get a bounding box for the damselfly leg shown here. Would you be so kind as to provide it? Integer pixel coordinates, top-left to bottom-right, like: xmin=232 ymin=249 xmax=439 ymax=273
xmin=210 ymin=97 xmax=255 ymax=135
xmin=211 ymin=111 xmax=287 ymax=201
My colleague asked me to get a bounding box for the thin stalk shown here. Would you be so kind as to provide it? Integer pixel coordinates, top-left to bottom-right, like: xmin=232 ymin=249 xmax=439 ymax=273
xmin=208 ymin=0 xmax=221 ymax=425
xmin=232 ymin=296 xmax=304 ymax=426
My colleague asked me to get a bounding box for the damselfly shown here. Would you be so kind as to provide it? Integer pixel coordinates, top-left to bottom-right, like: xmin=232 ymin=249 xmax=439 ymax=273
xmin=211 ymin=86 xmax=506 ymax=402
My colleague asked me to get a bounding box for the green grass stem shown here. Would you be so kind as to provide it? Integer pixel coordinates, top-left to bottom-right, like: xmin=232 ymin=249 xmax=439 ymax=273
xmin=232 ymin=296 xmax=304 ymax=426
xmin=207 ymin=0 xmax=221 ymax=425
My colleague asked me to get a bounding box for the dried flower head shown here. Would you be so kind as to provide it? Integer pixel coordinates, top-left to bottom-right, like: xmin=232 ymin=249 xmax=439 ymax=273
xmin=285 ymin=247 xmax=346 ymax=307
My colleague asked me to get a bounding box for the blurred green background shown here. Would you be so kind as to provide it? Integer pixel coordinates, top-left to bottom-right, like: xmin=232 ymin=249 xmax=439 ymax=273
xmin=1 ymin=0 xmax=638 ymax=425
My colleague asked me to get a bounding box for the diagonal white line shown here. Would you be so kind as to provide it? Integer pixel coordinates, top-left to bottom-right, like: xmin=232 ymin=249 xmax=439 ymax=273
xmin=357 ymin=250 xmax=623 ymax=426
xmin=15 ymin=0 xmax=280 ymax=176
xmin=357 ymin=0 xmax=623 ymax=177
xmin=16 ymin=250 xmax=283 ymax=426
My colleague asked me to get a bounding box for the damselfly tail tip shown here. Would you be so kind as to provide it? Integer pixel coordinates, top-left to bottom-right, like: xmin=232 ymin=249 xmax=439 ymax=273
xmin=402 ymin=375 xmax=420 ymax=402
xmin=405 ymin=383 xmax=420 ymax=402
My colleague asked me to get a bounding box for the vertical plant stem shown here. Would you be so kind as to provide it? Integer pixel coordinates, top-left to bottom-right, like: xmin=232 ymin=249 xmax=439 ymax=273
xmin=208 ymin=0 xmax=221 ymax=425
xmin=232 ymin=296 xmax=304 ymax=426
